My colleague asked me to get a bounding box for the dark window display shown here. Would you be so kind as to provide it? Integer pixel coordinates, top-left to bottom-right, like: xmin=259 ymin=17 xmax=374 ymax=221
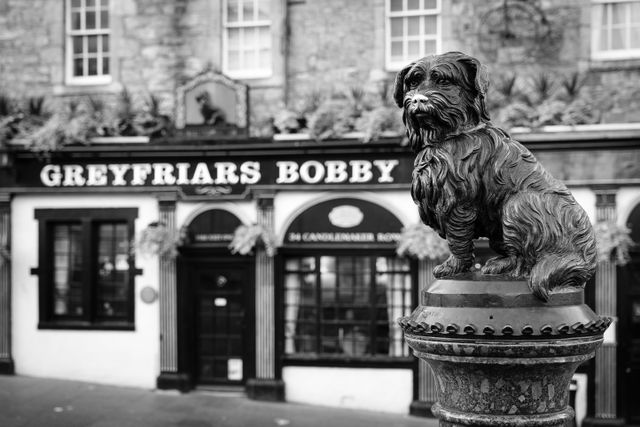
xmin=284 ymin=255 xmax=412 ymax=358
xmin=36 ymin=208 xmax=137 ymax=329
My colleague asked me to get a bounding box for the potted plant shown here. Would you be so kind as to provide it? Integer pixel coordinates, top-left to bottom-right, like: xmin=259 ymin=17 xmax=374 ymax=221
xmin=594 ymin=220 xmax=635 ymax=265
xmin=134 ymin=221 xmax=184 ymax=259
xmin=396 ymin=222 xmax=450 ymax=261
xmin=229 ymin=223 xmax=276 ymax=257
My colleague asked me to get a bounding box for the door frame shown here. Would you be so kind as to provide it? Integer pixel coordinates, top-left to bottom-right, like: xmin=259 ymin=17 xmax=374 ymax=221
xmin=177 ymin=249 xmax=256 ymax=388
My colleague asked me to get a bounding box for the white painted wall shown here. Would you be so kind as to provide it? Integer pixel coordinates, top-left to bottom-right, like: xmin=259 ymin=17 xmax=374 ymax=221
xmin=283 ymin=366 xmax=413 ymax=414
xmin=11 ymin=194 xmax=160 ymax=389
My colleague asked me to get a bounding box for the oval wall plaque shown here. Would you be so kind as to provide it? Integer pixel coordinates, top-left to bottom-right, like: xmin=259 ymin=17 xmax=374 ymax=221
xmin=328 ymin=205 xmax=364 ymax=228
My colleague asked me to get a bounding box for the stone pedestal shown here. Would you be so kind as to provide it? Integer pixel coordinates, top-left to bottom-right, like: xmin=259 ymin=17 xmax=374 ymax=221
xmin=399 ymin=274 xmax=610 ymax=427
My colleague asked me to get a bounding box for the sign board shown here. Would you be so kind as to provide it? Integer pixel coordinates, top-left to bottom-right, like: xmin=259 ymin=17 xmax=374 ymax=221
xmin=185 ymin=209 xmax=242 ymax=245
xmin=284 ymin=198 xmax=403 ymax=246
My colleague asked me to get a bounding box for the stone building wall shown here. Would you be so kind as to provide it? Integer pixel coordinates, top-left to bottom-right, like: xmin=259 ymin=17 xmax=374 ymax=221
xmin=0 ymin=0 xmax=639 ymax=130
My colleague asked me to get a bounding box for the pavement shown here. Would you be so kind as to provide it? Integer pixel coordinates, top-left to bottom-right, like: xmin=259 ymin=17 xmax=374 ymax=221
xmin=0 ymin=375 xmax=438 ymax=427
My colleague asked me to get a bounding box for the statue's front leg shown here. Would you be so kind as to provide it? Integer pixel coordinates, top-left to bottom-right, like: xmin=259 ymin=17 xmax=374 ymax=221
xmin=433 ymin=206 xmax=476 ymax=278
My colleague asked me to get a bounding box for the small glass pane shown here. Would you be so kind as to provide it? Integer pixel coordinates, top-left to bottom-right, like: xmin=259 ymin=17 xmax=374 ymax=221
xmin=390 ymin=17 xmax=403 ymax=37
xmin=72 ymin=36 xmax=83 ymax=54
xmin=424 ymin=0 xmax=438 ymax=9
xmin=228 ymin=27 xmax=240 ymax=49
xmin=259 ymin=26 xmax=271 ymax=48
xmin=631 ymin=26 xmax=640 ymax=48
xmin=612 ymin=28 xmax=625 ymax=49
xmin=88 ymin=57 xmax=98 ymax=75
xmin=71 ymin=12 xmax=82 ymax=30
xmin=71 ymin=0 xmax=81 ymax=7
xmin=244 ymin=50 xmax=258 ymax=69
xmin=74 ymin=58 xmax=84 ymax=76
xmin=100 ymin=0 xmax=109 ymax=9
xmin=243 ymin=0 xmax=254 ymax=21
xmin=408 ymin=40 xmax=420 ymax=56
xmin=257 ymin=0 xmax=270 ymax=19
xmin=86 ymin=0 xmax=96 ymax=8
xmin=52 ymin=224 xmax=84 ymax=318
xmin=301 ymin=257 xmax=316 ymax=271
xmin=86 ymin=11 xmax=96 ymax=29
xmin=100 ymin=10 xmax=109 ymax=28
xmin=424 ymin=15 xmax=437 ymax=35
xmin=102 ymin=57 xmax=109 ymax=75
xmin=96 ymin=223 xmax=130 ymax=319
xmin=259 ymin=48 xmax=271 ymax=68
xmin=227 ymin=0 xmax=239 ymax=22
xmin=88 ymin=35 xmax=98 ymax=53
xmin=631 ymin=2 xmax=640 ymax=24
xmin=408 ymin=16 xmax=420 ymax=35
xmin=407 ymin=0 xmax=420 ymax=10
xmin=424 ymin=39 xmax=436 ymax=54
xmin=391 ymin=41 xmax=403 ymax=59
xmin=600 ymin=28 xmax=609 ymax=51
xmin=244 ymin=27 xmax=257 ymax=48
xmin=612 ymin=3 xmax=625 ymax=25
xmin=390 ymin=0 xmax=403 ymax=12
xmin=227 ymin=50 xmax=240 ymax=70
xmin=600 ymin=4 xmax=608 ymax=28
xmin=102 ymin=35 xmax=109 ymax=53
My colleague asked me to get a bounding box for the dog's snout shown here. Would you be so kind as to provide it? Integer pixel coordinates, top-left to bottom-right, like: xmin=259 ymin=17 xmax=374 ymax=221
xmin=411 ymin=94 xmax=429 ymax=106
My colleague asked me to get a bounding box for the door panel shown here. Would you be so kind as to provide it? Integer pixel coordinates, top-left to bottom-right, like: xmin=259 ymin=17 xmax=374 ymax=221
xmin=193 ymin=261 xmax=250 ymax=385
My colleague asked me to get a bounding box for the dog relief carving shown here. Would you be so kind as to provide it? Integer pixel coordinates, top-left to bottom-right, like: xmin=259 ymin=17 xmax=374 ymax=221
xmin=394 ymin=51 xmax=596 ymax=301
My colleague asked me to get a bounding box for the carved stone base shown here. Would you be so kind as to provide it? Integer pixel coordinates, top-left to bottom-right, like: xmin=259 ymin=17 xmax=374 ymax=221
xmin=156 ymin=372 xmax=191 ymax=392
xmin=400 ymin=275 xmax=610 ymax=427
xmin=246 ymin=378 xmax=285 ymax=402
xmin=0 ymin=357 xmax=14 ymax=375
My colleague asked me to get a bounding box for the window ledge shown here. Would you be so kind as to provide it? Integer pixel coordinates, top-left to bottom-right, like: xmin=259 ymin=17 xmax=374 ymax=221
xmin=53 ymin=81 xmax=124 ymax=96
xmin=282 ymin=354 xmax=415 ymax=368
xmin=38 ymin=321 xmax=135 ymax=331
xmin=589 ymin=57 xmax=640 ymax=71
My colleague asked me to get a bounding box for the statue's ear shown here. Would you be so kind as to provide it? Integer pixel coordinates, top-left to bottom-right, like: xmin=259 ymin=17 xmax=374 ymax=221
xmin=393 ymin=61 xmax=415 ymax=108
xmin=457 ymin=54 xmax=489 ymax=96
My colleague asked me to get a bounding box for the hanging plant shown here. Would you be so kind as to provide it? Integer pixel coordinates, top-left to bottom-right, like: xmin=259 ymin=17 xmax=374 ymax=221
xmin=594 ymin=221 xmax=635 ymax=265
xmin=229 ymin=224 xmax=276 ymax=257
xmin=134 ymin=221 xmax=183 ymax=259
xmin=396 ymin=222 xmax=450 ymax=261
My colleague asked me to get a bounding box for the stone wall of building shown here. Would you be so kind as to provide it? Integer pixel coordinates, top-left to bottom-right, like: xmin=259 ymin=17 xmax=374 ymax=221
xmin=0 ymin=0 xmax=639 ymax=131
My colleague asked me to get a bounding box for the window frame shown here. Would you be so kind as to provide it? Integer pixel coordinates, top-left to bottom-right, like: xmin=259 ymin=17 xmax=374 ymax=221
xmin=279 ymin=249 xmax=417 ymax=367
xmin=65 ymin=0 xmax=112 ymax=86
xmin=591 ymin=0 xmax=640 ymax=61
xmin=35 ymin=208 xmax=138 ymax=330
xmin=222 ymin=0 xmax=273 ymax=80
xmin=385 ymin=0 xmax=442 ymax=72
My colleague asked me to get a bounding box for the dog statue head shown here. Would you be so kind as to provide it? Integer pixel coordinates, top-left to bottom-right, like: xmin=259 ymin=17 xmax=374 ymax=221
xmin=393 ymin=51 xmax=490 ymax=150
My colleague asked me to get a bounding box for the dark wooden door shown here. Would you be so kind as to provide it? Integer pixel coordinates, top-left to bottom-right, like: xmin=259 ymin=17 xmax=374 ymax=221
xmin=193 ymin=261 xmax=251 ymax=385
xmin=619 ymin=253 xmax=640 ymax=425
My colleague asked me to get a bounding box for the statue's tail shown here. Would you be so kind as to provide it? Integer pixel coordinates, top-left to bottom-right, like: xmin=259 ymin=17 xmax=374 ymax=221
xmin=529 ymin=253 xmax=595 ymax=301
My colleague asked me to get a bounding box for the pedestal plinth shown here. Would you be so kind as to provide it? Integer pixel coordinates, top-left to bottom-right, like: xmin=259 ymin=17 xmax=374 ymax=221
xmin=399 ymin=274 xmax=611 ymax=427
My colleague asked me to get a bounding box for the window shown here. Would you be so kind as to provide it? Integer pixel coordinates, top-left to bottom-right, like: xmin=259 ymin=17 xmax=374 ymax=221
xmin=65 ymin=0 xmax=111 ymax=85
xmin=592 ymin=0 xmax=640 ymax=60
xmin=386 ymin=0 xmax=441 ymax=71
xmin=283 ymin=255 xmax=413 ymax=359
xmin=35 ymin=208 xmax=137 ymax=329
xmin=223 ymin=0 xmax=272 ymax=79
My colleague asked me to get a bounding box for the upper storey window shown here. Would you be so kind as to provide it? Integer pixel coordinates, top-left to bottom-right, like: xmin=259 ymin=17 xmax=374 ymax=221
xmin=66 ymin=0 xmax=111 ymax=85
xmin=223 ymin=0 xmax=272 ymax=79
xmin=592 ymin=0 xmax=640 ymax=60
xmin=386 ymin=0 xmax=441 ymax=71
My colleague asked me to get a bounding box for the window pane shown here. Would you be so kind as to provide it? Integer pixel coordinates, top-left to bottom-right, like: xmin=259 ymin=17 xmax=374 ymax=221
xmin=102 ymin=35 xmax=109 ymax=53
xmin=228 ymin=27 xmax=240 ymax=49
xmin=74 ymin=58 xmax=84 ymax=76
xmin=71 ymin=11 xmax=82 ymax=30
xmin=227 ymin=0 xmax=239 ymax=22
xmin=391 ymin=41 xmax=403 ymax=60
xmin=408 ymin=16 xmax=420 ymax=36
xmin=86 ymin=0 xmax=96 ymax=7
xmin=259 ymin=49 xmax=271 ymax=69
xmin=243 ymin=0 xmax=254 ymax=21
xmin=86 ymin=11 xmax=96 ymax=29
xmin=424 ymin=15 xmax=437 ymax=35
xmin=96 ymin=223 xmax=130 ymax=319
xmin=52 ymin=224 xmax=84 ymax=318
xmin=100 ymin=10 xmax=109 ymax=29
xmin=88 ymin=57 xmax=98 ymax=75
xmin=407 ymin=0 xmax=420 ymax=10
xmin=424 ymin=0 xmax=438 ymax=9
xmin=88 ymin=35 xmax=98 ymax=53
xmin=390 ymin=17 xmax=403 ymax=37
xmin=408 ymin=40 xmax=420 ymax=57
xmin=632 ymin=2 xmax=640 ymax=24
xmin=102 ymin=56 xmax=109 ymax=74
xmin=390 ymin=0 xmax=403 ymax=12
xmin=257 ymin=0 xmax=270 ymax=20
xmin=631 ymin=26 xmax=640 ymax=48
xmin=424 ymin=39 xmax=436 ymax=55
xmin=71 ymin=0 xmax=81 ymax=7
xmin=612 ymin=3 xmax=625 ymax=25
xmin=259 ymin=26 xmax=270 ymax=48
xmin=227 ymin=50 xmax=240 ymax=70
xmin=72 ymin=36 xmax=83 ymax=54
xmin=612 ymin=28 xmax=625 ymax=49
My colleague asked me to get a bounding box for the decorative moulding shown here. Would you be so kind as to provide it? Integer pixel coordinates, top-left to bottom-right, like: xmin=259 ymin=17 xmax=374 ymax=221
xmin=90 ymin=136 xmax=150 ymax=144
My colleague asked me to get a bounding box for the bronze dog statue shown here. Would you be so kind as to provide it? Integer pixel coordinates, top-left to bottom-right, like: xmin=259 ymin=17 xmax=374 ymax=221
xmin=394 ymin=52 xmax=596 ymax=301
